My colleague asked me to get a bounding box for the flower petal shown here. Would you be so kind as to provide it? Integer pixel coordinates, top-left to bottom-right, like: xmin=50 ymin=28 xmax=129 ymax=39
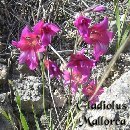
xmin=21 ymin=25 xmax=32 ymax=39
xmin=71 ymin=82 xmax=78 ymax=94
xmin=27 ymin=50 xmax=38 ymax=70
xmin=92 ymin=17 xmax=108 ymax=30
xmin=38 ymin=45 xmax=46 ymax=52
xmin=107 ymin=31 xmax=114 ymax=40
xmin=33 ymin=20 xmax=44 ymax=35
xmin=16 ymin=39 xmax=30 ymax=51
xmin=19 ymin=51 xmax=29 ymax=64
xmin=93 ymin=42 xmax=108 ymax=61
xmin=82 ymin=80 xmax=104 ymax=105
xmin=44 ymin=60 xmax=62 ymax=79
xmin=41 ymin=34 xmax=51 ymax=46
xmin=93 ymin=5 xmax=106 ymax=12
xmin=74 ymin=15 xmax=91 ymax=36
xmin=47 ymin=23 xmax=60 ymax=34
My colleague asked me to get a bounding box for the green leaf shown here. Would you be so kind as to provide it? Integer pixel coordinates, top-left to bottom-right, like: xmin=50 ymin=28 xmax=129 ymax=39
xmin=16 ymin=94 xmax=21 ymax=108
xmin=120 ymin=25 xmax=130 ymax=45
xmin=0 ymin=109 xmax=9 ymax=120
xmin=114 ymin=0 xmax=121 ymax=48
xmin=32 ymin=105 xmax=40 ymax=130
xmin=114 ymin=0 xmax=130 ymax=48
xmin=16 ymin=94 xmax=29 ymax=130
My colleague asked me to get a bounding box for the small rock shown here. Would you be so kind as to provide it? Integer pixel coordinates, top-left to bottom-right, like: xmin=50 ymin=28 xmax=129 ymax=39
xmin=53 ymin=89 xmax=67 ymax=107
xmin=0 ymin=63 xmax=8 ymax=85
xmin=12 ymin=76 xmax=51 ymax=113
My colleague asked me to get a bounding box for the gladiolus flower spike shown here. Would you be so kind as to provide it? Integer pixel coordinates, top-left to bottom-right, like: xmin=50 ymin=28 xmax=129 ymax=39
xmin=63 ymin=49 xmax=95 ymax=94
xmin=74 ymin=15 xmax=114 ymax=61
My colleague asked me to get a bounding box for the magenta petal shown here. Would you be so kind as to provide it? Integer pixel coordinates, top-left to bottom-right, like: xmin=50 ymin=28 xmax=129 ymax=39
xmin=89 ymin=80 xmax=96 ymax=86
xmin=77 ymin=48 xmax=85 ymax=55
xmin=82 ymin=86 xmax=87 ymax=95
xmin=44 ymin=60 xmax=62 ymax=79
xmin=47 ymin=24 xmax=60 ymax=34
xmin=93 ymin=5 xmax=106 ymax=12
xmin=41 ymin=34 xmax=51 ymax=46
xmin=89 ymin=87 xmax=104 ymax=105
xmin=93 ymin=17 xmax=108 ymax=30
xmin=21 ymin=26 xmax=31 ymax=38
xmin=19 ymin=51 xmax=29 ymax=64
xmin=94 ymin=42 xmax=108 ymax=61
xmin=83 ymin=35 xmax=93 ymax=44
xmin=26 ymin=59 xmax=37 ymax=70
xmin=98 ymin=32 xmax=110 ymax=44
xmin=27 ymin=50 xmax=38 ymax=70
xmin=71 ymin=82 xmax=78 ymax=94
xmin=74 ymin=16 xmax=91 ymax=36
xmin=82 ymin=80 xmax=104 ymax=105
xmin=16 ymin=39 xmax=31 ymax=51
xmin=63 ymin=71 xmax=70 ymax=81
xmin=107 ymin=31 xmax=114 ymax=40
xmin=38 ymin=45 xmax=46 ymax=52
xmin=97 ymin=87 xmax=104 ymax=95
xmin=74 ymin=16 xmax=91 ymax=27
xmin=33 ymin=20 xmax=44 ymax=35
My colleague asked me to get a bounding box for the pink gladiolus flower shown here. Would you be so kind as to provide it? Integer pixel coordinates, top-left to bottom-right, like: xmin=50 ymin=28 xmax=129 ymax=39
xmin=33 ymin=20 xmax=60 ymax=47
xmin=44 ymin=59 xmax=62 ymax=79
xmin=93 ymin=5 xmax=106 ymax=12
xmin=65 ymin=49 xmax=94 ymax=94
xmin=12 ymin=26 xmax=45 ymax=70
xmin=84 ymin=17 xmax=114 ymax=61
xmin=74 ymin=15 xmax=91 ymax=37
xmin=63 ymin=68 xmax=88 ymax=94
xmin=67 ymin=49 xmax=95 ymax=76
xmin=82 ymin=80 xmax=104 ymax=105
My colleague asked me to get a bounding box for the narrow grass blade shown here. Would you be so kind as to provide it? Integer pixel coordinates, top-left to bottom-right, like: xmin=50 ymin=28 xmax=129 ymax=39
xmin=16 ymin=95 xmax=29 ymax=130
xmin=0 ymin=108 xmax=17 ymax=129
xmin=120 ymin=25 xmax=130 ymax=44
xmin=32 ymin=105 xmax=40 ymax=130
xmin=119 ymin=0 xmax=130 ymax=46
xmin=0 ymin=108 xmax=10 ymax=120
xmin=120 ymin=0 xmax=130 ymax=31
xmin=114 ymin=0 xmax=121 ymax=48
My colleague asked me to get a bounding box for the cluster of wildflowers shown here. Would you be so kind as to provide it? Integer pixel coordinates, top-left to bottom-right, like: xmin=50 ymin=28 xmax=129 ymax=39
xmin=12 ymin=5 xmax=114 ymax=105
xmin=63 ymin=49 xmax=94 ymax=94
xmin=74 ymin=16 xmax=113 ymax=61
xmin=12 ymin=20 xmax=60 ymax=70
